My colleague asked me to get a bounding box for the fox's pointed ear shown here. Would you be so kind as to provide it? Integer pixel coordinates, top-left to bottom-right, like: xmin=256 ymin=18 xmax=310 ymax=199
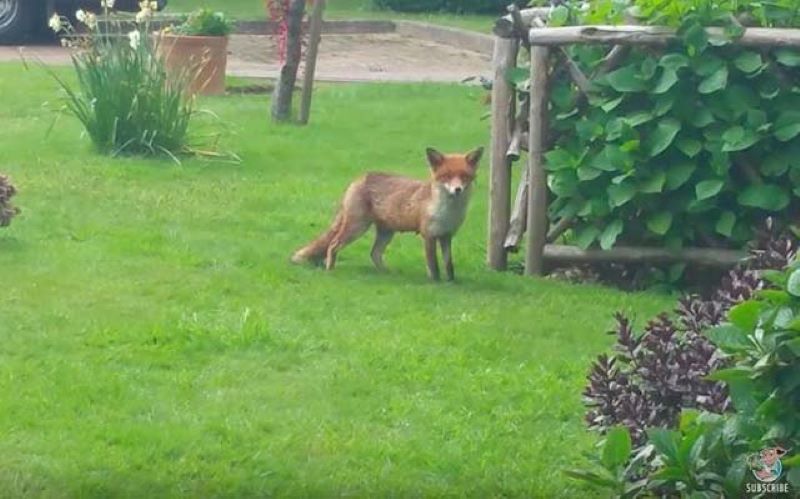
xmin=426 ymin=147 xmax=445 ymax=169
xmin=466 ymin=147 xmax=484 ymax=168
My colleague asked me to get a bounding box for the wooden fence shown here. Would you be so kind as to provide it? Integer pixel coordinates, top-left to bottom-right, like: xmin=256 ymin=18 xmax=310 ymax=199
xmin=487 ymin=7 xmax=800 ymax=275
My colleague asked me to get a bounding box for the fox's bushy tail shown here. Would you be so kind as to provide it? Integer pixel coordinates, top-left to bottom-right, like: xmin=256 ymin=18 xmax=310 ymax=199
xmin=291 ymin=211 xmax=343 ymax=264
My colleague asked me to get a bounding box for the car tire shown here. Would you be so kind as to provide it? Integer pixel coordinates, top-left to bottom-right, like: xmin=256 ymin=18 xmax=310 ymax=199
xmin=0 ymin=0 xmax=35 ymax=43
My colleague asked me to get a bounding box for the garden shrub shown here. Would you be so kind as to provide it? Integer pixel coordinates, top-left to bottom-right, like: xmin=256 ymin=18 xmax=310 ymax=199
xmin=47 ymin=3 xmax=197 ymax=159
xmin=584 ymin=221 xmax=797 ymax=443
xmin=508 ymin=0 xmax=800 ymax=251
xmin=569 ymin=223 xmax=800 ymax=495
xmin=171 ymin=8 xmax=233 ymax=37
xmin=0 ymin=174 xmax=19 ymax=227
xmin=372 ymin=0 xmax=526 ymax=15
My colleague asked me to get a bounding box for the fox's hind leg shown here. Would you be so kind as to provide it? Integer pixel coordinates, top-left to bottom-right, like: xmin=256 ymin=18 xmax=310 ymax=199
xmin=325 ymin=219 xmax=371 ymax=270
xmin=370 ymin=227 xmax=394 ymax=271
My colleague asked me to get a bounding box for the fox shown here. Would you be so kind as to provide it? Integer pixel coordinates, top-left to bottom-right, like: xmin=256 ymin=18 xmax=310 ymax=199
xmin=291 ymin=146 xmax=484 ymax=281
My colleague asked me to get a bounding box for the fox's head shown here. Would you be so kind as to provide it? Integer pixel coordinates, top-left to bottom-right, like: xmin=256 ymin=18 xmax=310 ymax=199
xmin=426 ymin=147 xmax=483 ymax=197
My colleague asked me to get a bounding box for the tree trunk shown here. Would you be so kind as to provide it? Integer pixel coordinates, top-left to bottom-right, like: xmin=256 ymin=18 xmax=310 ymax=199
xmin=271 ymin=0 xmax=306 ymax=122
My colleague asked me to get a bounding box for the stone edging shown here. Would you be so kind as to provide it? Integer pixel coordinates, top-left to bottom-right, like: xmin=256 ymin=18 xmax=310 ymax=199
xmin=393 ymin=21 xmax=492 ymax=56
xmin=149 ymin=17 xmax=492 ymax=55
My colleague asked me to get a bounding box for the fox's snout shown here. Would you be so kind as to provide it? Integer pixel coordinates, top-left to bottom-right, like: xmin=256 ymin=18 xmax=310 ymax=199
xmin=441 ymin=179 xmax=466 ymax=196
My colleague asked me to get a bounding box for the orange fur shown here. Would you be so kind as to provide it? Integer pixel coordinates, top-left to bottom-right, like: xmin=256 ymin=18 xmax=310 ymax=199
xmin=291 ymin=147 xmax=483 ymax=280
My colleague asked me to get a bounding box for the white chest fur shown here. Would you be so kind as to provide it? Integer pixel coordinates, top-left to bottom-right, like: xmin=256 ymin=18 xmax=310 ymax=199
xmin=426 ymin=185 xmax=471 ymax=237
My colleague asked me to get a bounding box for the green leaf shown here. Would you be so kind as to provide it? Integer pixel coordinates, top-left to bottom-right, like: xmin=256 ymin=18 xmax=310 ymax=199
xmin=733 ymin=51 xmax=763 ymax=73
xmin=706 ymin=366 xmax=753 ymax=382
xmin=665 ymin=161 xmax=696 ymax=190
xmin=577 ymin=166 xmax=602 ymax=181
xmin=544 ymin=149 xmax=576 ymax=171
xmin=645 ymin=118 xmax=681 ymax=157
xmin=639 ymin=171 xmax=665 ymax=194
xmin=575 ymin=226 xmax=600 ymax=250
xmin=728 ymin=300 xmax=761 ymax=331
xmin=787 ymin=268 xmax=800 ymax=297
xmin=755 ymin=289 xmax=790 ymax=305
xmin=669 ymin=262 xmax=686 ymax=282
xmin=682 ymin=23 xmax=708 ymax=55
xmin=775 ymin=49 xmax=800 ymax=67
xmin=647 ymin=211 xmax=673 ymax=235
xmin=737 ymin=184 xmax=790 ymax=211
xmin=695 ymin=179 xmax=725 ymax=200
xmin=694 ymin=54 xmax=725 ymax=76
xmin=689 ymin=108 xmax=714 ymax=128
xmin=659 ymin=53 xmax=689 ymax=71
xmin=549 ymin=4 xmax=569 ymax=26
xmin=653 ymin=68 xmax=678 ymax=94
xmin=605 ymin=65 xmax=649 ymax=92
xmin=600 ymin=96 xmax=623 ymax=112
xmin=608 ymin=182 xmax=636 ymax=207
xmin=602 ymin=427 xmax=632 ymax=470
xmin=726 ymin=378 xmax=758 ymax=414
xmin=716 ymin=211 xmax=736 ymax=237
xmin=648 ymin=428 xmax=679 ymax=462
xmin=707 ymin=324 xmax=750 ymax=349
xmin=563 ymin=469 xmax=618 ymax=489
xmin=762 ymin=153 xmax=791 ymax=177
xmin=721 ymin=126 xmax=759 ymax=152
xmin=505 ymin=67 xmax=529 ymax=86
xmin=746 ymin=109 xmax=768 ymax=130
xmin=786 ymin=337 xmax=800 ymax=356
xmin=549 ymin=171 xmax=578 ymax=196
xmin=774 ymin=111 xmax=800 ymax=142
xmin=599 ymin=219 xmax=624 ymax=250
xmin=654 ymin=92 xmax=675 ymax=117
xmin=624 ymin=111 xmax=654 ymax=127
xmin=639 ymin=57 xmax=657 ymax=80
xmin=698 ymin=65 xmax=728 ymax=94
xmin=676 ymin=137 xmax=702 ymax=158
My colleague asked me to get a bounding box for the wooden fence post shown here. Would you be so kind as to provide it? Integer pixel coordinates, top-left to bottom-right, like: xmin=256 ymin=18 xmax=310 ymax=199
xmin=298 ymin=0 xmax=326 ymax=125
xmin=524 ymin=45 xmax=550 ymax=276
xmin=487 ymin=36 xmax=519 ymax=271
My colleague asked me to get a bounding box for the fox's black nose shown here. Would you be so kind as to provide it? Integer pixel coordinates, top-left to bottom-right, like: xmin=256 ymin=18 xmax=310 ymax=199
xmin=454 ymin=186 xmax=463 ymax=195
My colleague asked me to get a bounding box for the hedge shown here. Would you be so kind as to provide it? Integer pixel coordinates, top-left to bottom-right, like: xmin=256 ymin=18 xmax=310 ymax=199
xmin=372 ymin=0 xmax=526 ymax=15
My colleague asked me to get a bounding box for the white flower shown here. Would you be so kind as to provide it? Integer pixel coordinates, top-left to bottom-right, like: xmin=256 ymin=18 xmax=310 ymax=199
xmin=48 ymin=13 xmax=62 ymax=32
xmin=150 ymin=1 xmax=158 ymax=9
xmin=75 ymin=9 xmax=86 ymax=23
xmin=84 ymin=12 xmax=98 ymax=30
xmin=128 ymin=30 xmax=141 ymax=49
xmin=101 ymin=0 xmax=115 ymax=8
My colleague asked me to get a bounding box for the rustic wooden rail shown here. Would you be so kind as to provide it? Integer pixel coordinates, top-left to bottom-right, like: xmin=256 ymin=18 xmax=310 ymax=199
xmin=487 ymin=8 xmax=799 ymax=275
xmin=528 ymin=25 xmax=800 ymax=47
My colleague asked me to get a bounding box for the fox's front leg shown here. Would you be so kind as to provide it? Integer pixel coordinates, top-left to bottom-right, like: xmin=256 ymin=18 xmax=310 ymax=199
xmin=423 ymin=237 xmax=440 ymax=281
xmin=439 ymin=235 xmax=454 ymax=281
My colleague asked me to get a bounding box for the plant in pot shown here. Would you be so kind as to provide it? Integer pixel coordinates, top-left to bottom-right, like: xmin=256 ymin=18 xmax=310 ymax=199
xmin=159 ymin=8 xmax=233 ymax=96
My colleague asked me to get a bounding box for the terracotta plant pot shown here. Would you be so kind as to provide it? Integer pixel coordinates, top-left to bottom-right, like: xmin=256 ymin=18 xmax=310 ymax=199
xmin=158 ymin=34 xmax=228 ymax=96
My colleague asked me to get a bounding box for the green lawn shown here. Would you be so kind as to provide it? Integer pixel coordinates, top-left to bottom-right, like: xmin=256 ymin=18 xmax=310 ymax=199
xmin=0 ymin=63 xmax=672 ymax=497
xmin=165 ymin=0 xmax=495 ymax=32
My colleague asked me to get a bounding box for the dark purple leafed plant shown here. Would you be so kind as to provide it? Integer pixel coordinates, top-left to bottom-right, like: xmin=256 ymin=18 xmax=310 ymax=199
xmin=583 ymin=220 xmax=798 ymax=444
xmin=0 ymin=174 xmax=19 ymax=227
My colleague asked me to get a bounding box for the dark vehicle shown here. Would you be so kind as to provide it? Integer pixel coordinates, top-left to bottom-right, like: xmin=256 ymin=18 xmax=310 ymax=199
xmin=0 ymin=0 xmax=167 ymax=43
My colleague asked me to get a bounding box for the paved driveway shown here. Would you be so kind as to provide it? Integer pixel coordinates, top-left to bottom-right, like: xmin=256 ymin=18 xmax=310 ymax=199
xmin=2 ymin=33 xmax=490 ymax=83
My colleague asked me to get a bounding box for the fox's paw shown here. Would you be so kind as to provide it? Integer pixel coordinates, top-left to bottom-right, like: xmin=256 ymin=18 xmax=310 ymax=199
xmin=291 ymin=250 xmax=324 ymax=267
